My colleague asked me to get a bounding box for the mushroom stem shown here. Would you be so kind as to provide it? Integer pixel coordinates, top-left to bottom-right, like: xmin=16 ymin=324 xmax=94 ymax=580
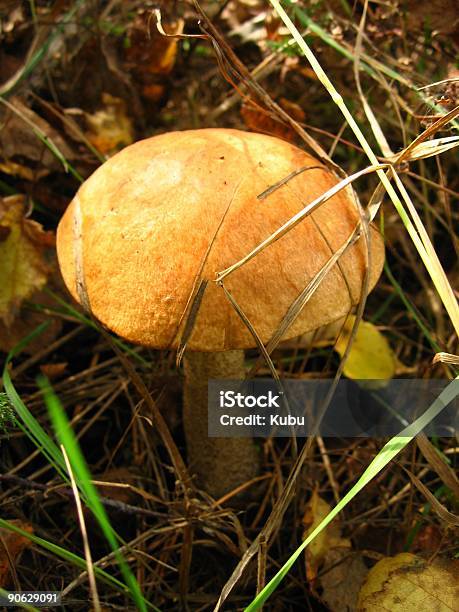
xmin=183 ymin=350 xmax=260 ymax=499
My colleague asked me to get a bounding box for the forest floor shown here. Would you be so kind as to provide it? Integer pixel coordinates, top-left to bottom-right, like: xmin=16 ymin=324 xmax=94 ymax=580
xmin=0 ymin=1 xmax=458 ymax=610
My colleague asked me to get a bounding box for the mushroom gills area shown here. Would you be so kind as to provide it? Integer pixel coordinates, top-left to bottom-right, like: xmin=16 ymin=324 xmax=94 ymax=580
xmin=182 ymin=350 xmax=260 ymax=498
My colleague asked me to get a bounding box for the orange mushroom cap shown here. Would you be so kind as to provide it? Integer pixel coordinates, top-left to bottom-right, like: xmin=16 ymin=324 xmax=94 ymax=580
xmin=57 ymin=128 xmax=384 ymax=351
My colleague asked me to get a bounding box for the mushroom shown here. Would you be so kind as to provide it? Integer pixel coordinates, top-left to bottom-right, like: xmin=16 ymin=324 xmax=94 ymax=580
xmin=56 ymin=128 xmax=384 ymax=499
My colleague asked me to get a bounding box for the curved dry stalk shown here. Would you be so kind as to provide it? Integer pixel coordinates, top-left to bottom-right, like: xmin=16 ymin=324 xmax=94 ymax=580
xmin=216 ymin=163 xmax=389 ymax=282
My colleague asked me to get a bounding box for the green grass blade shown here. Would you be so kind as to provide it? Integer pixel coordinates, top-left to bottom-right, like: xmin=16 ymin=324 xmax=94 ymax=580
xmin=0 ymin=519 xmax=132 ymax=595
xmin=2 ymin=323 xmax=69 ymax=481
xmin=38 ymin=376 xmax=150 ymax=612
xmin=2 ymin=327 xmax=156 ymax=609
xmin=245 ymin=378 xmax=459 ymax=610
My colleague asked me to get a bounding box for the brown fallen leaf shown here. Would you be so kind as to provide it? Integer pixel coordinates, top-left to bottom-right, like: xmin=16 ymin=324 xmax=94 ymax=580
xmin=0 ymin=195 xmax=53 ymax=326
xmin=85 ymin=93 xmax=134 ymax=157
xmin=303 ymin=491 xmax=369 ymax=611
xmin=357 ymin=553 xmax=459 ymax=611
xmin=39 ymin=362 xmax=68 ymax=380
xmin=319 ymin=548 xmax=369 ymax=612
xmin=124 ymin=8 xmax=183 ymax=103
xmin=279 ymin=97 xmax=306 ymax=122
xmin=0 ymin=520 xmax=33 ymax=587
xmin=0 ymin=97 xmax=75 ymax=178
xmin=240 ymin=101 xmax=298 ymax=142
xmin=412 ymin=525 xmax=443 ymax=554
xmin=0 ymin=289 xmax=62 ymax=355
xmin=125 ymin=11 xmax=183 ymax=75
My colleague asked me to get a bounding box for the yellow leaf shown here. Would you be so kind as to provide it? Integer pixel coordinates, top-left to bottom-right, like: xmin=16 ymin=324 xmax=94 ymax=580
xmin=335 ymin=315 xmax=396 ymax=383
xmin=303 ymin=491 xmax=350 ymax=581
xmin=86 ymin=93 xmax=134 ymax=156
xmin=0 ymin=195 xmax=51 ymax=325
xmin=357 ymin=552 xmax=459 ymax=611
xmin=0 ymin=160 xmax=49 ymax=181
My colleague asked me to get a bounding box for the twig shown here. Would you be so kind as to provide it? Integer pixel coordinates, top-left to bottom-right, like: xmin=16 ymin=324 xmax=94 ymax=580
xmin=0 ymin=474 xmax=164 ymax=519
xmin=61 ymin=445 xmax=101 ymax=612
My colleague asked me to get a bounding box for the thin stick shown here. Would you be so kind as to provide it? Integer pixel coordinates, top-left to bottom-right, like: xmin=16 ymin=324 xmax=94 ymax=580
xmin=217 ymin=163 xmax=388 ymax=281
xmin=61 ymin=445 xmax=101 ymax=612
xmin=256 ymin=535 xmax=267 ymax=597
xmin=316 ymin=437 xmax=340 ymax=504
